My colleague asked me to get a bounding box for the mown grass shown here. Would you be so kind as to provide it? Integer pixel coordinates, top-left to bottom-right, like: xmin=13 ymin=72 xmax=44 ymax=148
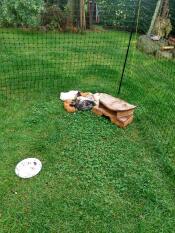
xmin=0 ymin=28 xmax=130 ymax=93
xmin=0 ymin=29 xmax=174 ymax=233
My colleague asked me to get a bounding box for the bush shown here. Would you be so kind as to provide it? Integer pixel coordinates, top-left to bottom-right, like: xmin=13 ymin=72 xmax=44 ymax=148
xmin=41 ymin=4 xmax=66 ymax=31
xmin=97 ymin=0 xmax=174 ymax=34
xmin=0 ymin=0 xmax=44 ymax=27
xmin=41 ymin=3 xmax=77 ymax=32
xmin=96 ymin=0 xmax=136 ymax=30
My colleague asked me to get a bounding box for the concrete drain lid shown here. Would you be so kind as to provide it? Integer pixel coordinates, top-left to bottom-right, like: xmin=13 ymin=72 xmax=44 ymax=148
xmin=15 ymin=158 xmax=42 ymax=178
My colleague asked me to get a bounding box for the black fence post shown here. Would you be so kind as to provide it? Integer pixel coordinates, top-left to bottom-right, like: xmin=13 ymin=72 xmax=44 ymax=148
xmin=117 ymin=31 xmax=133 ymax=95
xmin=117 ymin=0 xmax=141 ymax=95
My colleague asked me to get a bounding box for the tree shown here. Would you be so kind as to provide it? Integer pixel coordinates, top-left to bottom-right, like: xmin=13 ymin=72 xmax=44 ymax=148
xmin=147 ymin=0 xmax=172 ymax=38
xmin=0 ymin=0 xmax=44 ymax=27
xmin=147 ymin=0 xmax=162 ymax=35
xmin=80 ymin=0 xmax=86 ymax=30
xmin=96 ymin=0 xmax=136 ymax=30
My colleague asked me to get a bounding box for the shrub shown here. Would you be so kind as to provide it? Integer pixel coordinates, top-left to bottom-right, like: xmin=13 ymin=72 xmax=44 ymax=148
xmin=96 ymin=0 xmax=136 ymax=30
xmin=41 ymin=4 xmax=66 ymax=31
xmin=0 ymin=0 xmax=44 ymax=27
xmin=41 ymin=3 xmax=77 ymax=32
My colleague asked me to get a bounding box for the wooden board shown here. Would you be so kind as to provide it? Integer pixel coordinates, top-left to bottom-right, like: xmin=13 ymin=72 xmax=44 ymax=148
xmin=98 ymin=103 xmax=133 ymax=118
xmin=160 ymin=46 xmax=174 ymax=51
xmin=116 ymin=109 xmax=134 ymax=118
xmin=92 ymin=105 xmax=134 ymax=128
xmin=99 ymin=93 xmax=136 ymax=112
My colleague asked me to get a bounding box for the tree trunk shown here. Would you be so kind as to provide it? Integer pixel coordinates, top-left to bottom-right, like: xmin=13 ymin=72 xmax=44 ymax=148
xmin=88 ymin=0 xmax=95 ymax=29
xmin=147 ymin=0 xmax=162 ymax=35
xmin=147 ymin=0 xmax=172 ymax=38
xmin=66 ymin=0 xmax=74 ymax=30
xmin=161 ymin=0 xmax=169 ymax=18
xmin=80 ymin=0 xmax=86 ymax=31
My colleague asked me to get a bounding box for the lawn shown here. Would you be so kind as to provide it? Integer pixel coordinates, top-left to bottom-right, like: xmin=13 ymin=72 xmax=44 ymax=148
xmin=0 ymin=29 xmax=174 ymax=233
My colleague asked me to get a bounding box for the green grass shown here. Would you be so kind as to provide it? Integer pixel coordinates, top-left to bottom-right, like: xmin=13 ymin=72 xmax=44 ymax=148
xmin=0 ymin=29 xmax=175 ymax=233
xmin=0 ymin=28 xmax=130 ymax=93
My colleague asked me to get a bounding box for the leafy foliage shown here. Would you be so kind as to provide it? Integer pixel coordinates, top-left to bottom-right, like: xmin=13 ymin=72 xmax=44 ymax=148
xmin=41 ymin=1 xmax=77 ymax=32
xmin=169 ymin=0 xmax=175 ymax=34
xmin=0 ymin=0 xmax=44 ymax=27
xmin=41 ymin=4 xmax=66 ymax=31
xmin=96 ymin=0 xmax=136 ymax=30
xmin=44 ymin=0 xmax=69 ymax=10
xmin=96 ymin=0 xmax=174 ymax=33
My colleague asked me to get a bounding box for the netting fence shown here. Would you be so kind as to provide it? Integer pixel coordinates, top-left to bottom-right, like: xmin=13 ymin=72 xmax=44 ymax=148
xmin=123 ymin=0 xmax=175 ymax=167
xmin=0 ymin=0 xmax=138 ymax=95
xmin=0 ymin=0 xmax=175 ymax=158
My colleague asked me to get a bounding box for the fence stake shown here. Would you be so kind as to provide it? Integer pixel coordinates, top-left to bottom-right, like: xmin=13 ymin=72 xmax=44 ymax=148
xmin=117 ymin=31 xmax=133 ymax=95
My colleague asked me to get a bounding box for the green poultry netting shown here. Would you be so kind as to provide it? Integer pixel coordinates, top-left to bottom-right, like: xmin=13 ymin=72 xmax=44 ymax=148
xmin=0 ymin=1 xmax=175 ymax=231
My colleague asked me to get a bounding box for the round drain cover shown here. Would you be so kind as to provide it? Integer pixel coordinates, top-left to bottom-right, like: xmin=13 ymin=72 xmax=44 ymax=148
xmin=15 ymin=158 xmax=42 ymax=178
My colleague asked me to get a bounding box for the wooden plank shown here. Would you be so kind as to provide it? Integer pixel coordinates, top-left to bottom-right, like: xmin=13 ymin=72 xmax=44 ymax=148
xmin=116 ymin=109 xmax=134 ymax=118
xmin=92 ymin=105 xmax=134 ymax=128
xmin=99 ymin=93 xmax=136 ymax=111
xmin=160 ymin=46 xmax=174 ymax=51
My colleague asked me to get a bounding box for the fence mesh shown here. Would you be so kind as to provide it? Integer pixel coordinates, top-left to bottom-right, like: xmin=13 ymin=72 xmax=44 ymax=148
xmin=122 ymin=0 xmax=175 ymax=166
xmin=0 ymin=1 xmax=175 ymax=231
xmin=0 ymin=0 xmax=138 ymax=96
xmin=0 ymin=0 xmax=174 ymax=147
